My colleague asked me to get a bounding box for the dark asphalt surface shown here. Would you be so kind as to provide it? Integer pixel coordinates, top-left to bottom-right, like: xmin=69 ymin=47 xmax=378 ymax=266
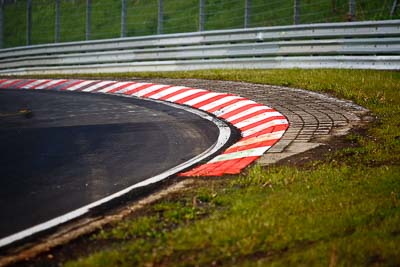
xmin=0 ymin=89 xmax=219 ymax=240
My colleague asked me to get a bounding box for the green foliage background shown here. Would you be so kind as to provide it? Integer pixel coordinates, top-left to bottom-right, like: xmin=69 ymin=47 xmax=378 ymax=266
xmin=3 ymin=0 xmax=399 ymax=48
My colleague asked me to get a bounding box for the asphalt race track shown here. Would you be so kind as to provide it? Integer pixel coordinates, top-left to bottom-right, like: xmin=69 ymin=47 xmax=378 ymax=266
xmin=0 ymin=89 xmax=219 ymax=241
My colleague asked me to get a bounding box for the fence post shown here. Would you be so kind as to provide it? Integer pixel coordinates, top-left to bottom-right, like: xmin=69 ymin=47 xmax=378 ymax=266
xmin=121 ymin=0 xmax=126 ymax=37
xmin=157 ymin=0 xmax=163 ymax=34
xmin=244 ymin=0 xmax=251 ymax=28
xmin=348 ymin=0 xmax=356 ymax=21
xmin=390 ymin=0 xmax=398 ymax=17
xmin=86 ymin=0 xmax=91 ymax=40
xmin=199 ymin=0 xmax=205 ymax=31
xmin=293 ymin=0 xmax=300 ymax=25
xmin=55 ymin=0 xmax=60 ymax=43
xmin=27 ymin=0 xmax=32 ymax=45
xmin=0 ymin=0 xmax=3 ymax=49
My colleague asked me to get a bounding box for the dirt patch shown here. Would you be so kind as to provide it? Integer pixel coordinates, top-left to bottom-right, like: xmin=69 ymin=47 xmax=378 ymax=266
xmin=274 ymin=126 xmax=368 ymax=169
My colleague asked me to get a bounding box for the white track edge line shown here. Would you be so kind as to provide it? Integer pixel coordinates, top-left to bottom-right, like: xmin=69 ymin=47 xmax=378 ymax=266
xmin=0 ymin=94 xmax=231 ymax=248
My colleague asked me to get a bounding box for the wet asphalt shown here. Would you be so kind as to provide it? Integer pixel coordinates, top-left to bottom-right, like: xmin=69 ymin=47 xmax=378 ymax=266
xmin=0 ymin=89 xmax=219 ymax=240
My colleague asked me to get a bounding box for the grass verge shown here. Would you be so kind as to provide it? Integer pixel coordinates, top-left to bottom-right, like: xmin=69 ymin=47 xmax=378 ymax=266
xmin=35 ymin=69 xmax=399 ymax=266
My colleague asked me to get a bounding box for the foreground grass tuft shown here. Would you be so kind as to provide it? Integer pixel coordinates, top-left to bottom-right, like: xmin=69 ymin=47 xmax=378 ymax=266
xmin=60 ymin=69 xmax=400 ymax=266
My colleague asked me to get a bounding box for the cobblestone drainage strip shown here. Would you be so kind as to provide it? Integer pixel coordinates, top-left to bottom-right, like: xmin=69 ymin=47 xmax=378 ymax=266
xmin=0 ymin=78 xmax=289 ymax=176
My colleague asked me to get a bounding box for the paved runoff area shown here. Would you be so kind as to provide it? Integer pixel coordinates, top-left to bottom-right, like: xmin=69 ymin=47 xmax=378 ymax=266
xmin=132 ymin=78 xmax=370 ymax=164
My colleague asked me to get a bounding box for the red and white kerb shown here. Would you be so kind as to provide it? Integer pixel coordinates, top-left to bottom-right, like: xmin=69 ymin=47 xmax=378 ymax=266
xmin=0 ymin=79 xmax=289 ymax=176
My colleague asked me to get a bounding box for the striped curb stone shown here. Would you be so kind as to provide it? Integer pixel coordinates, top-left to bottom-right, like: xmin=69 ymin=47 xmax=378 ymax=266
xmin=0 ymin=78 xmax=289 ymax=176
xmin=132 ymin=78 xmax=370 ymax=165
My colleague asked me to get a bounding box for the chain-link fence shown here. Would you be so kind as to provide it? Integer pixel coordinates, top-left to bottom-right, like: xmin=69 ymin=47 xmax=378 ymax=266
xmin=0 ymin=0 xmax=399 ymax=49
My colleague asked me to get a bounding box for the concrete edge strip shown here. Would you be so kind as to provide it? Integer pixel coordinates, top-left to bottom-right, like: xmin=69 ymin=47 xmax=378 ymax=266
xmin=0 ymin=78 xmax=289 ymax=247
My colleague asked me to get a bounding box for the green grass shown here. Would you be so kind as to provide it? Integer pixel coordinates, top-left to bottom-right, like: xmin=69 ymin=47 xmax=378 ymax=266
xmin=59 ymin=69 xmax=400 ymax=267
xmin=3 ymin=0 xmax=399 ymax=48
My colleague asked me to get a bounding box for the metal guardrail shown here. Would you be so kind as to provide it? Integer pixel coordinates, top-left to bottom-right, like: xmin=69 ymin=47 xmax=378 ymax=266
xmin=0 ymin=20 xmax=399 ymax=74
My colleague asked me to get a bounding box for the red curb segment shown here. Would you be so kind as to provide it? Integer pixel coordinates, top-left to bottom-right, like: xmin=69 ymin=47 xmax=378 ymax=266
xmin=0 ymin=79 xmax=289 ymax=176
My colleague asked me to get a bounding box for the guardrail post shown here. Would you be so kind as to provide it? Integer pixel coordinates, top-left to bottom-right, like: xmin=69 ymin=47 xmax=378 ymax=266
xmin=293 ymin=0 xmax=300 ymax=25
xmin=348 ymin=0 xmax=356 ymax=21
xmin=199 ymin=0 xmax=205 ymax=31
xmin=86 ymin=0 xmax=91 ymax=40
xmin=121 ymin=0 xmax=127 ymax=37
xmin=27 ymin=0 xmax=32 ymax=45
xmin=157 ymin=0 xmax=163 ymax=34
xmin=244 ymin=0 xmax=251 ymax=28
xmin=55 ymin=0 xmax=60 ymax=43
xmin=0 ymin=0 xmax=3 ymax=49
xmin=391 ymin=0 xmax=398 ymax=17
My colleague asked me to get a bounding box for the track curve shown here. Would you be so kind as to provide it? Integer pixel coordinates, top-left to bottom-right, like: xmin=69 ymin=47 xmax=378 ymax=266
xmin=0 ymin=77 xmax=292 ymax=248
xmin=0 ymin=88 xmax=231 ymax=248
xmin=0 ymin=78 xmax=289 ymax=177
